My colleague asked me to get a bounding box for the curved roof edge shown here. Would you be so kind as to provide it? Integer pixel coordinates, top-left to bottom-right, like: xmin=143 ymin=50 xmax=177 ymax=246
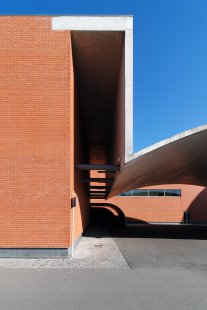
xmin=108 ymin=124 xmax=207 ymax=198
xmin=130 ymin=125 xmax=207 ymax=162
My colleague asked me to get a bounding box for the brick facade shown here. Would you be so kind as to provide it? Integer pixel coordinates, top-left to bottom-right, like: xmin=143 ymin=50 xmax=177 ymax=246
xmin=0 ymin=16 xmax=74 ymax=248
xmin=108 ymin=185 xmax=207 ymax=223
xmin=0 ymin=16 xmax=206 ymax=252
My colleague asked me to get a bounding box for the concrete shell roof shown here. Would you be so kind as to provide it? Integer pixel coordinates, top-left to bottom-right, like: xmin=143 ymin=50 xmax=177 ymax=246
xmin=108 ymin=125 xmax=207 ymax=198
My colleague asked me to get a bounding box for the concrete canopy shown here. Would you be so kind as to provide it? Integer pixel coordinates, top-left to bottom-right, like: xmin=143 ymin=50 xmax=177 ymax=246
xmin=108 ymin=125 xmax=207 ymax=198
xmin=52 ymin=15 xmax=133 ymax=162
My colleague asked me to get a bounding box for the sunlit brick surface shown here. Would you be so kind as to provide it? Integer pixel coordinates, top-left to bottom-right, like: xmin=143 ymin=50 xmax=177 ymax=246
xmin=108 ymin=185 xmax=207 ymax=223
xmin=0 ymin=17 xmax=72 ymax=247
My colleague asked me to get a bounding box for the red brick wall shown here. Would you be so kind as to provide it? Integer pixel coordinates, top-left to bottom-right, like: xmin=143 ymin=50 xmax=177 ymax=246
xmin=0 ymin=17 xmax=72 ymax=248
xmin=108 ymin=185 xmax=207 ymax=223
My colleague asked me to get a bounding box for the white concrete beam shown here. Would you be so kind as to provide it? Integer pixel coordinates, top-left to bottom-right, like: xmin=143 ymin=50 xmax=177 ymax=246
xmin=52 ymin=16 xmax=133 ymax=31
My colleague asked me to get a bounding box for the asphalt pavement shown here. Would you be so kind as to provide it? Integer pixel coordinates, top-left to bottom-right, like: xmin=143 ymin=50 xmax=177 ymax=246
xmin=110 ymin=224 xmax=207 ymax=269
xmin=1 ymin=224 xmax=207 ymax=310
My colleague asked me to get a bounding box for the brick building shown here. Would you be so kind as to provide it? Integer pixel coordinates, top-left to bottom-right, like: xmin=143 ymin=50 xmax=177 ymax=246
xmin=0 ymin=16 xmax=207 ymax=257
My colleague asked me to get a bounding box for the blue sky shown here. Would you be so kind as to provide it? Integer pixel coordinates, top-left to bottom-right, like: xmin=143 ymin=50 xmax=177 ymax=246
xmin=2 ymin=0 xmax=207 ymax=152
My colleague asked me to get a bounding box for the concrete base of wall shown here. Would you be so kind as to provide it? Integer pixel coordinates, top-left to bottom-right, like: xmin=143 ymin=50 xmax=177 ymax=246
xmin=0 ymin=234 xmax=83 ymax=258
xmin=0 ymin=248 xmax=69 ymax=258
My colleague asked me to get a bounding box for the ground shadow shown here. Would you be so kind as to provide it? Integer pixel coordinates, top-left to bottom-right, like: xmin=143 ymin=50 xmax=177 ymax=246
xmin=90 ymin=204 xmax=125 ymax=227
xmin=126 ymin=217 xmax=147 ymax=224
xmin=109 ymin=224 xmax=207 ymax=240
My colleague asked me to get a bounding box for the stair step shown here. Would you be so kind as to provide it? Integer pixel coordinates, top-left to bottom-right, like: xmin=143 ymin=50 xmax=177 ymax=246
xmin=89 ymin=186 xmax=111 ymax=189
xmin=82 ymin=178 xmax=113 ymax=183
xmin=76 ymin=164 xmax=119 ymax=171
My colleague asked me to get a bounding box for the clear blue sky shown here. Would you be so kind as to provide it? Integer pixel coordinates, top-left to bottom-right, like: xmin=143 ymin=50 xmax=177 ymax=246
xmin=2 ymin=0 xmax=207 ymax=152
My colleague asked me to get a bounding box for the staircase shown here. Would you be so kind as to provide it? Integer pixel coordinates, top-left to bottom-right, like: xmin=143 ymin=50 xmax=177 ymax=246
xmin=76 ymin=164 xmax=119 ymax=200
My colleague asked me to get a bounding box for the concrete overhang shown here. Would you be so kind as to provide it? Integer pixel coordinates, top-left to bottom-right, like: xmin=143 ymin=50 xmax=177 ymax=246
xmin=52 ymin=16 xmax=133 ymax=162
xmin=108 ymin=125 xmax=207 ymax=198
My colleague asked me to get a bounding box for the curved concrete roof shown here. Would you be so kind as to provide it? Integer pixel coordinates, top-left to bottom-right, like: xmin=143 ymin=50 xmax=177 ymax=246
xmin=108 ymin=125 xmax=207 ymax=198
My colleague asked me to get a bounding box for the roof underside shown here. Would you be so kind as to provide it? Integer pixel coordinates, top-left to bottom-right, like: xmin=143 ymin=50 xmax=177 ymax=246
xmin=71 ymin=31 xmax=124 ymax=157
xmin=108 ymin=125 xmax=207 ymax=198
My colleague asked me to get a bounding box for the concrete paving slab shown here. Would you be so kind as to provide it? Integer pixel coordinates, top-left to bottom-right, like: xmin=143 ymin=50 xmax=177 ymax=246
xmin=0 ymin=227 xmax=129 ymax=269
